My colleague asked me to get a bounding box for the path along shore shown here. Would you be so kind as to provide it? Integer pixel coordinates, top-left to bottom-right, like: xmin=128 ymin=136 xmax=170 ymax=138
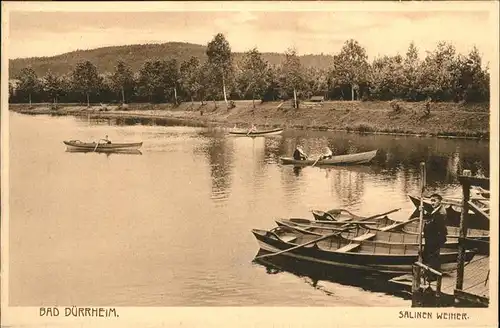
xmin=9 ymin=100 xmax=490 ymax=140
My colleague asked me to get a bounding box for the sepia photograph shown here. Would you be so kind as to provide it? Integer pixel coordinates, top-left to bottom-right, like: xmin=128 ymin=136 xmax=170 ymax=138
xmin=1 ymin=1 xmax=498 ymax=327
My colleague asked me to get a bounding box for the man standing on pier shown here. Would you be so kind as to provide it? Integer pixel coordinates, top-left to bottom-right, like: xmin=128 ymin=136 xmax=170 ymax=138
xmin=423 ymin=193 xmax=448 ymax=280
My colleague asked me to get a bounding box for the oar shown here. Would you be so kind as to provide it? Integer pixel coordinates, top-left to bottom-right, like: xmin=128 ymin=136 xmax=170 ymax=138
xmin=93 ymin=141 xmax=100 ymax=152
xmin=254 ymin=231 xmax=343 ymax=260
xmin=379 ymin=217 xmax=420 ymax=232
xmin=311 ymin=156 xmax=321 ymax=167
xmin=363 ymin=208 xmax=401 ymax=221
xmin=327 ymin=207 xmax=401 ymax=224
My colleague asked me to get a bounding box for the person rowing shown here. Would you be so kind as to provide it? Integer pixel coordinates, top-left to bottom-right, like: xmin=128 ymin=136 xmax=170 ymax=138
xmin=293 ymin=145 xmax=308 ymax=161
xmin=248 ymin=124 xmax=257 ymax=134
xmin=320 ymin=146 xmax=333 ymax=160
xmin=99 ymin=135 xmax=112 ymax=144
xmin=311 ymin=146 xmax=333 ymax=166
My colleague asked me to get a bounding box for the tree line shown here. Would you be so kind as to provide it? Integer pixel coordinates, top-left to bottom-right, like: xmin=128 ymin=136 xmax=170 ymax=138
xmin=9 ymin=34 xmax=490 ymax=108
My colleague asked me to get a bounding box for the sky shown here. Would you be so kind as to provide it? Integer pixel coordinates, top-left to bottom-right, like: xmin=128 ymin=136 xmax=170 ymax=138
xmin=5 ymin=3 xmax=498 ymax=65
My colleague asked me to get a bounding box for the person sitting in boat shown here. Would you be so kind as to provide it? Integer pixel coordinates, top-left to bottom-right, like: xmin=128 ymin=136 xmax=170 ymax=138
xmin=320 ymin=146 xmax=333 ymax=160
xmin=422 ymin=193 xmax=448 ymax=281
xmin=248 ymin=124 xmax=257 ymax=133
xmin=100 ymin=135 xmax=112 ymax=144
xmin=293 ymin=146 xmax=308 ymax=161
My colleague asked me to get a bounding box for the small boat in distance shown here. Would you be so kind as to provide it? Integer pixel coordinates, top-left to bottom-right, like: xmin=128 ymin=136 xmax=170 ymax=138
xmin=280 ymin=150 xmax=378 ymax=166
xmin=63 ymin=140 xmax=143 ymax=151
xmin=228 ymin=127 xmax=283 ymax=136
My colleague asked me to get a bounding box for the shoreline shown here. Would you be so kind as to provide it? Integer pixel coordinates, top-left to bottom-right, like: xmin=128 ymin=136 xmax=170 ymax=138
xmin=9 ymin=101 xmax=490 ymax=140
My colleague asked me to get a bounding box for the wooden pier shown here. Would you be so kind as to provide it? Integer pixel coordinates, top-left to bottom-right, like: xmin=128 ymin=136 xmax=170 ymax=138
xmin=390 ymin=170 xmax=490 ymax=307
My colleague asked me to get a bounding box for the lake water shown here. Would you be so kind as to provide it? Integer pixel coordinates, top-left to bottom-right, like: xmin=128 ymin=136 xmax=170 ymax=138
xmin=8 ymin=111 xmax=489 ymax=307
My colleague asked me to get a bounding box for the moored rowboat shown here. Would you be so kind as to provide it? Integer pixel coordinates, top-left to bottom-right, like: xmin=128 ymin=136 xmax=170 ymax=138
xmin=251 ymin=227 xmax=475 ymax=274
xmin=63 ymin=140 xmax=143 ymax=151
xmin=407 ymin=194 xmax=489 ymax=230
xmin=280 ymin=150 xmax=377 ymax=166
xmin=228 ymin=128 xmax=283 ymax=136
xmin=276 ymin=218 xmax=460 ymax=247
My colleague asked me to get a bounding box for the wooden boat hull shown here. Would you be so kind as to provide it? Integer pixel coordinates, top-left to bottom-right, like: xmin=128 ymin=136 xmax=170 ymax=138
xmin=276 ymin=218 xmax=460 ymax=248
xmin=63 ymin=140 xmax=143 ymax=151
xmin=408 ymin=195 xmax=489 ymax=230
xmin=312 ymin=208 xmax=489 ymax=240
xmin=252 ymin=229 xmax=475 ymax=274
xmin=280 ymin=150 xmax=377 ymax=166
xmin=228 ymin=128 xmax=283 ymax=136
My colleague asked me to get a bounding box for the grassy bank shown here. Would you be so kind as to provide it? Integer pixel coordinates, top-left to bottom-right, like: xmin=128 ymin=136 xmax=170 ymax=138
xmin=9 ymin=100 xmax=490 ymax=139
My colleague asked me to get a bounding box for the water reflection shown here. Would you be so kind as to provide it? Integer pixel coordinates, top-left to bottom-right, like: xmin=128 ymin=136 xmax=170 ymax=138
xmin=75 ymin=115 xmax=207 ymax=128
xmin=329 ymin=167 xmax=366 ymax=206
xmin=205 ymin=138 xmax=234 ymax=202
xmin=65 ymin=149 xmax=142 ymax=156
xmin=252 ymin=250 xmax=410 ymax=301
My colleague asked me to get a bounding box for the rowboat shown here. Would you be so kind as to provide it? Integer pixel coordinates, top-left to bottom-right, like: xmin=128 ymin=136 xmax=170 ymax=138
xmin=280 ymin=150 xmax=377 ymax=166
xmin=251 ymin=227 xmax=475 ymax=274
xmin=275 ymin=218 xmax=460 ymax=247
xmin=228 ymin=128 xmax=283 ymax=136
xmin=63 ymin=140 xmax=143 ymax=151
xmin=312 ymin=209 xmax=364 ymax=221
xmin=407 ymin=195 xmax=489 ymax=230
xmin=66 ymin=148 xmax=142 ymax=155
xmin=311 ymin=208 xmax=490 ymax=241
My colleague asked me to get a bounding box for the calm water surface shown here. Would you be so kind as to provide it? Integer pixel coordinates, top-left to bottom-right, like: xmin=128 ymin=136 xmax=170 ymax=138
xmin=9 ymin=112 xmax=489 ymax=306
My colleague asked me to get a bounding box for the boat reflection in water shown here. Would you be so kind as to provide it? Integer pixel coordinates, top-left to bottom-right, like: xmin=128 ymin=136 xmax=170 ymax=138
xmin=65 ymin=148 xmax=142 ymax=156
xmin=253 ymin=249 xmax=410 ymax=300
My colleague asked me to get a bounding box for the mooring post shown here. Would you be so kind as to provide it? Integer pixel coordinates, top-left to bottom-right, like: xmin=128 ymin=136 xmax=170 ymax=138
xmin=411 ymin=264 xmax=422 ymax=306
xmin=436 ymin=275 xmax=442 ymax=306
xmin=456 ymin=170 xmax=471 ymax=291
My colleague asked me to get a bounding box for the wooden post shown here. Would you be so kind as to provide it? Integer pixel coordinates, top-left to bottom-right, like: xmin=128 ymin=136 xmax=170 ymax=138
xmin=436 ymin=275 xmax=442 ymax=306
xmin=456 ymin=170 xmax=471 ymax=291
xmin=417 ymin=162 xmax=426 ymax=264
xmin=412 ymin=264 xmax=422 ymax=307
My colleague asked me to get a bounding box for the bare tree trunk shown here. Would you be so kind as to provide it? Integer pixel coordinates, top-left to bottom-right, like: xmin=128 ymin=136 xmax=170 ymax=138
xmin=222 ymin=76 xmax=228 ymax=105
xmin=29 ymin=93 xmax=32 ymax=106
xmin=351 ymin=85 xmax=355 ymax=101
xmin=174 ymin=87 xmax=178 ymax=104
xmin=252 ymin=91 xmax=255 ymax=109
xmin=86 ymin=92 xmax=90 ymax=107
xmin=293 ymin=88 xmax=297 ymax=109
xmin=191 ymin=96 xmax=194 ymax=106
xmin=121 ymin=86 xmax=125 ymax=103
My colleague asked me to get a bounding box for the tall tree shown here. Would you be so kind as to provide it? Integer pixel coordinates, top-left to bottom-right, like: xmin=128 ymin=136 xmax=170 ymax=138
xmin=281 ymin=47 xmax=303 ymax=108
xmin=418 ymin=42 xmax=461 ymax=101
xmin=72 ymin=61 xmax=100 ymax=107
xmin=332 ymin=39 xmax=369 ymax=101
xmin=458 ymin=46 xmax=489 ymax=102
xmin=16 ymin=67 xmax=39 ymax=105
xmin=402 ymin=42 xmax=420 ymax=100
xmin=164 ymin=59 xmax=180 ymax=104
xmin=137 ymin=60 xmax=167 ymax=103
xmin=239 ymin=48 xmax=270 ymax=108
xmin=199 ymin=61 xmax=222 ymax=107
xmin=42 ymin=70 xmax=63 ymax=105
xmin=180 ymin=57 xmax=202 ymax=104
xmin=110 ymin=61 xmax=134 ymax=103
xmin=206 ymin=33 xmax=233 ymax=106
xmin=369 ymin=55 xmax=404 ymax=100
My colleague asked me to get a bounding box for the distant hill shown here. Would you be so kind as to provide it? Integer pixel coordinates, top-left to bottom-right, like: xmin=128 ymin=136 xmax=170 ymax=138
xmin=9 ymin=42 xmax=334 ymax=77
